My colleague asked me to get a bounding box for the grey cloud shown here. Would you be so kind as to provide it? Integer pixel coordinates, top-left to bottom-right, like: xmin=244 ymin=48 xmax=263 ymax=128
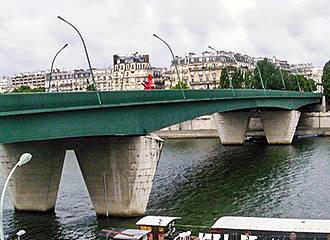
xmin=1 ymin=0 xmax=329 ymax=75
xmin=242 ymin=0 xmax=330 ymax=66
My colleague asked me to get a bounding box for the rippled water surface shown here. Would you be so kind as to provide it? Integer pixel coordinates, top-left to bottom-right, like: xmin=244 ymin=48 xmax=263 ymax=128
xmin=1 ymin=137 xmax=330 ymax=239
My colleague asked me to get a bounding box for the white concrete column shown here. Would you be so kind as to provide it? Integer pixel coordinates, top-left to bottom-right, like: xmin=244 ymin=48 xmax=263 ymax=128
xmin=74 ymin=134 xmax=164 ymax=217
xmin=322 ymin=95 xmax=327 ymax=113
xmin=0 ymin=141 xmax=66 ymax=212
xmin=260 ymin=110 xmax=301 ymax=144
xmin=212 ymin=112 xmax=250 ymax=145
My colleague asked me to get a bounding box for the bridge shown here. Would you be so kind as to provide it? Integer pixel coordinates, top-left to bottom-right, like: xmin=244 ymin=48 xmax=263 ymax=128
xmin=0 ymin=89 xmax=321 ymax=217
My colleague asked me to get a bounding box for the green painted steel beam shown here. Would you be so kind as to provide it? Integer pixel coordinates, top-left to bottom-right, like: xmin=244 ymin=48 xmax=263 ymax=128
xmin=0 ymin=89 xmax=321 ymax=144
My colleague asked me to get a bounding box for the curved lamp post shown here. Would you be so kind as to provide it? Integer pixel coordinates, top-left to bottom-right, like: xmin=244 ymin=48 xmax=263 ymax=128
xmin=255 ymin=63 xmax=266 ymax=90
xmin=120 ymin=52 xmax=138 ymax=91
xmin=278 ymin=68 xmax=286 ymax=90
xmin=48 ymin=43 xmax=68 ymax=92
xmin=153 ymin=34 xmax=186 ymax=99
xmin=0 ymin=153 xmax=32 ymax=240
xmin=57 ymin=16 xmax=102 ymax=105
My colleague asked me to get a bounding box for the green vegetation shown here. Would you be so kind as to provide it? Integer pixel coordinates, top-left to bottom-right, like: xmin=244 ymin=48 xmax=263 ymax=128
xmin=171 ymin=81 xmax=189 ymax=90
xmin=11 ymin=85 xmax=45 ymax=93
xmin=253 ymin=59 xmax=315 ymax=92
xmin=86 ymin=84 xmax=97 ymax=91
xmin=322 ymin=60 xmax=330 ymax=100
xmin=216 ymin=59 xmax=315 ymax=92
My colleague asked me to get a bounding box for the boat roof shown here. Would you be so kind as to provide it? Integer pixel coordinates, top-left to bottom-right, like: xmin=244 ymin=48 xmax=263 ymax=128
xmin=211 ymin=216 xmax=330 ymax=234
xmin=136 ymin=216 xmax=181 ymax=227
xmin=114 ymin=229 xmax=151 ymax=240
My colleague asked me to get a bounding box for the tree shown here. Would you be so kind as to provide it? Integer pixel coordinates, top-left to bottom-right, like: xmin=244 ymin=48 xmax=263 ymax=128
xmin=254 ymin=59 xmax=283 ymax=90
xmin=86 ymin=84 xmax=96 ymax=91
xmin=243 ymin=70 xmax=256 ymax=89
xmin=219 ymin=67 xmax=232 ymax=88
xmin=322 ymin=60 xmax=330 ymax=99
xmin=232 ymin=68 xmax=245 ymax=89
xmin=170 ymin=81 xmax=189 ymax=90
xmin=11 ymin=85 xmax=45 ymax=93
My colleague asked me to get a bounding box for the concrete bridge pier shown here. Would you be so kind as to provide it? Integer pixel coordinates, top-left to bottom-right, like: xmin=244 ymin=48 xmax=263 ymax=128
xmin=260 ymin=110 xmax=301 ymax=144
xmin=74 ymin=134 xmax=163 ymax=217
xmin=0 ymin=141 xmax=66 ymax=212
xmin=212 ymin=112 xmax=250 ymax=145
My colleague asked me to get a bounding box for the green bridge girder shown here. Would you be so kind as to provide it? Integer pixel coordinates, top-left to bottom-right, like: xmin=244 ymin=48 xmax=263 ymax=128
xmin=0 ymin=89 xmax=321 ymax=144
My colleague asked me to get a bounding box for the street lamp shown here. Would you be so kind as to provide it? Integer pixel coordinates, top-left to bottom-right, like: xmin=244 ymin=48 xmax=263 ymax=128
xmin=153 ymin=34 xmax=186 ymax=99
xmin=255 ymin=63 xmax=266 ymax=90
xmin=278 ymin=68 xmax=286 ymax=90
xmin=0 ymin=153 xmax=32 ymax=240
xmin=48 ymin=43 xmax=68 ymax=92
xmin=120 ymin=52 xmax=138 ymax=91
xmin=57 ymin=16 xmax=102 ymax=105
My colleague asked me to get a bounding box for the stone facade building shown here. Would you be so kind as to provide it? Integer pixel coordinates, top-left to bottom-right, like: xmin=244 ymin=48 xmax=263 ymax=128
xmin=112 ymin=54 xmax=164 ymax=90
xmin=168 ymin=51 xmax=255 ymax=89
xmin=46 ymin=69 xmax=91 ymax=92
xmin=10 ymin=71 xmax=47 ymax=89
xmin=1 ymin=51 xmax=324 ymax=93
xmin=0 ymin=76 xmax=10 ymax=93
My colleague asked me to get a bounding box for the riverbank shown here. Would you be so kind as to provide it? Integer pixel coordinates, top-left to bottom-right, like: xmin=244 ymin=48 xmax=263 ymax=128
xmin=155 ymin=112 xmax=330 ymax=139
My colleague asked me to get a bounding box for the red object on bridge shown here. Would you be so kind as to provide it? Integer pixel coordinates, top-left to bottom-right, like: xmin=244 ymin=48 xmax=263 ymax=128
xmin=142 ymin=74 xmax=155 ymax=90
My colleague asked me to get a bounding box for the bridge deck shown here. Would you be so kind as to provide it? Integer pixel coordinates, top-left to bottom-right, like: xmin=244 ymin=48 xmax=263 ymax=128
xmin=0 ymin=89 xmax=321 ymax=143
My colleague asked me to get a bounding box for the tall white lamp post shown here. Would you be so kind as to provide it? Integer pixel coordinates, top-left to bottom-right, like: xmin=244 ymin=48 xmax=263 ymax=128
xmin=0 ymin=153 xmax=32 ymax=240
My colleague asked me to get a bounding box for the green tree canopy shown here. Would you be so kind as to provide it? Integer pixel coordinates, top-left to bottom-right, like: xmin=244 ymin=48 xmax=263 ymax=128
xmin=322 ymin=60 xmax=330 ymax=99
xmin=11 ymin=85 xmax=45 ymax=93
xmin=219 ymin=67 xmax=231 ymax=88
xmin=170 ymin=81 xmax=189 ymax=90
xmin=254 ymin=59 xmax=284 ymax=90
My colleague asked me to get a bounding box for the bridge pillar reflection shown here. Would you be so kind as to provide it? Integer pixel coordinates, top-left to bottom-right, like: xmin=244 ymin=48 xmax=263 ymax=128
xmin=74 ymin=134 xmax=163 ymax=217
xmin=260 ymin=110 xmax=301 ymax=144
xmin=212 ymin=112 xmax=250 ymax=145
xmin=0 ymin=140 xmax=66 ymax=212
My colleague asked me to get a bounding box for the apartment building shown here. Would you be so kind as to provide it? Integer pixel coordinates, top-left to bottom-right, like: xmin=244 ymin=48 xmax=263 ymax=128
xmin=11 ymin=71 xmax=47 ymax=89
xmin=46 ymin=69 xmax=91 ymax=92
xmin=168 ymin=51 xmax=255 ymax=89
xmin=94 ymin=68 xmax=112 ymax=91
xmin=112 ymin=54 xmax=164 ymax=90
xmin=0 ymin=76 xmax=10 ymax=93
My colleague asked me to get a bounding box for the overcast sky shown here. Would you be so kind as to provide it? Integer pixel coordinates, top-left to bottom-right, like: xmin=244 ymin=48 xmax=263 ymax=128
xmin=0 ymin=0 xmax=329 ymax=76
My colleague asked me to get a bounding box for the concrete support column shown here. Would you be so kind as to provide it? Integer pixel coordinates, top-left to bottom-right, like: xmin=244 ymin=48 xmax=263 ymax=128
xmin=74 ymin=134 xmax=163 ymax=217
xmin=322 ymin=95 xmax=327 ymax=113
xmin=0 ymin=141 xmax=66 ymax=212
xmin=212 ymin=112 xmax=250 ymax=145
xmin=260 ymin=110 xmax=301 ymax=144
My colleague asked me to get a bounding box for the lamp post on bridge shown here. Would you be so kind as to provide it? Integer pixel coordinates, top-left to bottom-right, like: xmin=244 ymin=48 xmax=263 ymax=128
xmin=153 ymin=34 xmax=186 ymax=99
xmin=48 ymin=43 xmax=68 ymax=92
xmin=0 ymin=153 xmax=32 ymax=240
xmin=57 ymin=16 xmax=102 ymax=105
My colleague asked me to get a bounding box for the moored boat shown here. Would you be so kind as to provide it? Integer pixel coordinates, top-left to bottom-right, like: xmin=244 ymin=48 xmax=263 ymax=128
xmin=209 ymin=216 xmax=330 ymax=240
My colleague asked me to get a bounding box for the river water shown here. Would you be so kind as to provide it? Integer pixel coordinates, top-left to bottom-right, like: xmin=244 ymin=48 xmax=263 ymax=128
xmin=1 ymin=137 xmax=330 ymax=239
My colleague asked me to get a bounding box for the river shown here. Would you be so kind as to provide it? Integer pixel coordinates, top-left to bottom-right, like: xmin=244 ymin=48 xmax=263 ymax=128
xmin=1 ymin=137 xmax=330 ymax=239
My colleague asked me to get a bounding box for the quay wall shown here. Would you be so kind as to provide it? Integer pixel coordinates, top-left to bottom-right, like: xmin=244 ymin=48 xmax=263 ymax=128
xmin=155 ymin=112 xmax=330 ymax=139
